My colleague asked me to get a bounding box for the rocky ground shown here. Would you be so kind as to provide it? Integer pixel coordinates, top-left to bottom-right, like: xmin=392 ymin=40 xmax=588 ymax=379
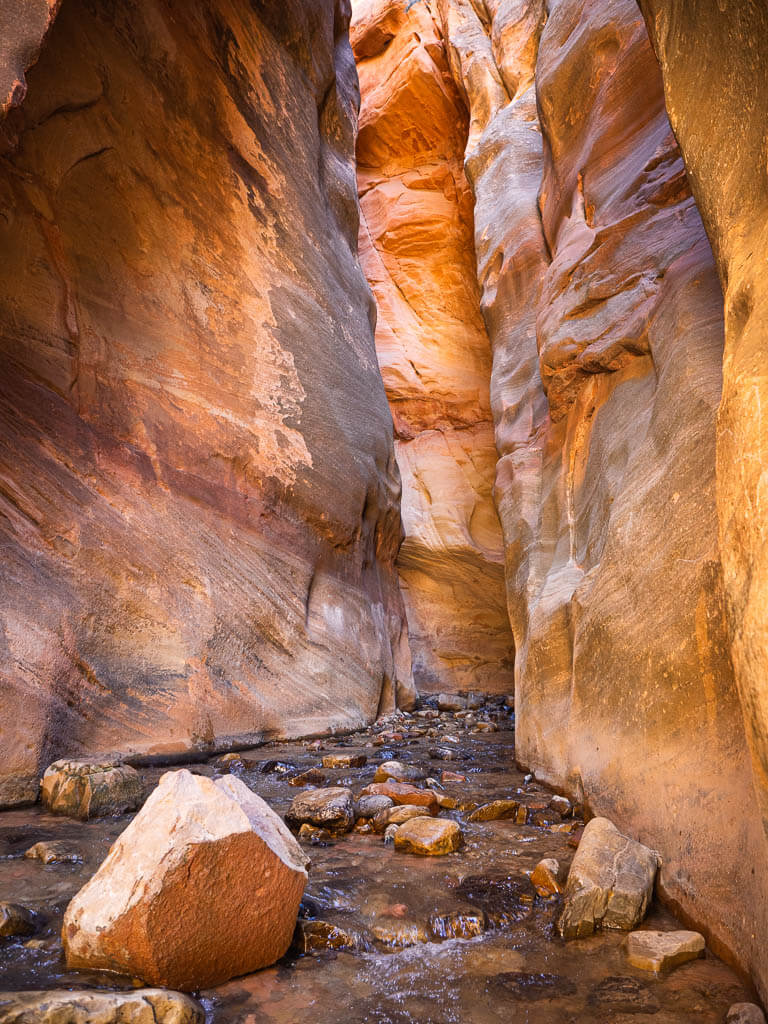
xmin=0 ymin=696 xmax=759 ymax=1023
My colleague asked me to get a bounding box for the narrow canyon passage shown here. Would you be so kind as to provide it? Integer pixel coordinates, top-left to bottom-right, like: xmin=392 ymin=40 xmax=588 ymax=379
xmin=0 ymin=0 xmax=767 ymax=1021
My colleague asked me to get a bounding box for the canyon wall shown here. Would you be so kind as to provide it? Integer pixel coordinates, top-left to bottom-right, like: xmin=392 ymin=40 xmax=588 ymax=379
xmin=350 ymin=0 xmax=515 ymax=695
xmin=353 ymin=0 xmax=768 ymax=996
xmin=0 ymin=0 xmax=415 ymax=808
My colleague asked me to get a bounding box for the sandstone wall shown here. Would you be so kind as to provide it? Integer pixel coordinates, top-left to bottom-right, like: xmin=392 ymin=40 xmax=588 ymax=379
xmin=0 ymin=0 xmax=414 ymax=807
xmin=433 ymin=0 xmax=768 ymax=994
xmin=351 ymin=0 xmax=515 ymax=694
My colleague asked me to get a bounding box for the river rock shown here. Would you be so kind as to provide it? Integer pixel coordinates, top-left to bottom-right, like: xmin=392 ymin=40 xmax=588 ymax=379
xmin=0 ymin=988 xmax=203 ymax=1024
xmin=0 ymin=903 xmax=36 ymax=937
xmin=355 ymin=794 xmax=394 ymax=819
xmin=559 ymin=818 xmax=659 ymax=939
xmin=41 ymin=761 xmax=142 ymax=820
xmin=285 ymin=787 xmax=355 ymax=834
xmin=437 ymin=694 xmax=467 ymax=712
xmin=373 ymin=760 xmax=421 ymax=783
xmin=372 ymin=922 xmax=429 ymax=947
xmin=394 ymin=817 xmax=462 ymax=856
xmin=361 ymin=781 xmax=439 ymax=814
xmin=625 ymin=929 xmax=705 ymax=971
xmin=322 ymin=754 xmax=367 ymax=770
xmin=24 ymin=841 xmax=82 ymax=865
xmin=293 ymin=920 xmax=358 ymax=952
xmin=467 ymin=799 xmax=519 ymax=823
xmin=429 ymin=911 xmax=485 ymax=939
xmin=375 ymin=805 xmax=429 ymax=832
xmin=287 ymin=768 xmax=327 ymax=788
xmin=383 ymin=824 xmax=399 ymax=844
xmin=530 ymin=858 xmax=563 ymax=897
xmin=62 ymin=769 xmax=308 ymax=989
xmin=727 ymin=1005 xmax=768 ymax=1024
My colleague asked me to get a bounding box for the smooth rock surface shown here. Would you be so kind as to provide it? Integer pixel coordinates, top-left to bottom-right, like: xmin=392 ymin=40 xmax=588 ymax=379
xmin=41 ymin=761 xmax=142 ymax=820
xmin=0 ymin=0 xmax=414 ymax=807
xmin=467 ymin=799 xmax=519 ymax=823
xmin=558 ymin=818 xmax=659 ymax=939
xmin=285 ymin=788 xmax=355 ymax=834
xmin=352 ymin=0 xmax=514 ymax=695
xmin=361 ymin=781 xmax=439 ymax=814
xmin=530 ymin=858 xmax=562 ymax=897
xmin=625 ymin=929 xmax=705 ymax=972
xmin=0 ymin=902 xmax=36 ymax=937
xmin=62 ymin=769 xmax=308 ymax=989
xmin=0 ymin=988 xmax=204 ymax=1024
xmin=393 ymin=817 xmax=462 ymax=856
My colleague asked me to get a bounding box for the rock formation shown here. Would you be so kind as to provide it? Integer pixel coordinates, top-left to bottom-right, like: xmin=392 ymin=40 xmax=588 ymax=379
xmin=353 ymin=0 xmax=768 ymax=998
xmin=351 ymin=0 xmax=515 ymax=694
xmin=0 ymin=0 xmax=415 ymax=807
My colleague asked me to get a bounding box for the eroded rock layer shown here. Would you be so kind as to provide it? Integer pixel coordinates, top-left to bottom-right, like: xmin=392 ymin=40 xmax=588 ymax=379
xmin=352 ymin=0 xmax=515 ymax=694
xmin=421 ymin=0 xmax=767 ymax=995
xmin=0 ymin=0 xmax=414 ymax=806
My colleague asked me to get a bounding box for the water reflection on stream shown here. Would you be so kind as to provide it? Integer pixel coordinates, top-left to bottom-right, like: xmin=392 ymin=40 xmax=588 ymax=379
xmin=0 ymin=707 xmax=754 ymax=1023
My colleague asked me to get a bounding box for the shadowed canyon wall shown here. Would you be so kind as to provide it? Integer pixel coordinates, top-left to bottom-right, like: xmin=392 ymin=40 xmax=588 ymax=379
xmin=354 ymin=0 xmax=768 ymax=997
xmin=350 ymin=0 xmax=515 ymax=695
xmin=0 ymin=0 xmax=416 ymax=808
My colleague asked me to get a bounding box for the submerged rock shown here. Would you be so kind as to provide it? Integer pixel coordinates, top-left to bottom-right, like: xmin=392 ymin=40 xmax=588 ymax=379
xmin=41 ymin=761 xmax=142 ymax=820
xmin=0 ymin=903 xmax=36 ymax=937
xmin=24 ymin=841 xmax=82 ymax=865
xmin=394 ymin=817 xmax=462 ymax=856
xmin=558 ymin=817 xmax=659 ymax=939
xmin=429 ymin=911 xmax=485 ymax=940
xmin=0 ymin=988 xmax=203 ymax=1024
xmin=62 ymin=770 xmax=308 ymax=989
xmin=285 ymin=788 xmax=355 ymax=834
xmin=372 ymin=922 xmax=428 ymax=947
xmin=625 ymin=929 xmax=705 ymax=971
xmin=293 ymin=920 xmax=359 ymax=952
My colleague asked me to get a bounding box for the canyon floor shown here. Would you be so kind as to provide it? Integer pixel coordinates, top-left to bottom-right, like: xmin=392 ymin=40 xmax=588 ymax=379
xmin=0 ymin=701 xmax=753 ymax=1023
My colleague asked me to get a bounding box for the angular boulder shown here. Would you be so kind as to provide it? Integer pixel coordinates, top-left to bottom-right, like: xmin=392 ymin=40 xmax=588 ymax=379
xmin=0 ymin=988 xmax=203 ymax=1024
xmin=558 ymin=817 xmax=659 ymax=939
xmin=284 ymin=787 xmax=355 ymax=834
xmin=393 ymin=817 xmax=462 ymax=856
xmin=41 ymin=761 xmax=142 ymax=820
xmin=625 ymin=929 xmax=704 ymax=972
xmin=62 ymin=769 xmax=309 ymax=990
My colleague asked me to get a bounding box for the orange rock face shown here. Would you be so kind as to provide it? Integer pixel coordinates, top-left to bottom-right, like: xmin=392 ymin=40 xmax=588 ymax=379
xmin=0 ymin=0 xmax=415 ymax=806
xmin=382 ymin=0 xmax=768 ymax=992
xmin=351 ymin=0 xmax=515 ymax=694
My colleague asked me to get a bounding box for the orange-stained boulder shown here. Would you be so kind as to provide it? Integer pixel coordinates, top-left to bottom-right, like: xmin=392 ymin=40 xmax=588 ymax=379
xmin=352 ymin=0 xmax=515 ymax=694
xmin=0 ymin=0 xmax=414 ymax=806
xmin=361 ymin=780 xmax=439 ymax=814
xmin=62 ymin=769 xmax=309 ymax=990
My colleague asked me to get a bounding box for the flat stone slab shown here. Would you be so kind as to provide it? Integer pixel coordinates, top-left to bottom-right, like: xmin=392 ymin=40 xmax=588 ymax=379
xmin=0 ymin=988 xmax=204 ymax=1023
xmin=626 ymin=929 xmax=705 ymax=971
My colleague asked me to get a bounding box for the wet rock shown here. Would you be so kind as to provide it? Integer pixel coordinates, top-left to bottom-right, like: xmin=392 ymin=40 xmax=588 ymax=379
xmin=24 ymin=841 xmax=82 ymax=865
xmin=297 ymin=824 xmax=332 ymax=844
xmin=354 ymin=795 xmax=394 ymax=820
xmin=441 ymin=771 xmax=467 ymax=783
xmin=373 ymin=760 xmax=421 ymax=783
xmin=394 ymin=817 xmax=462 ymax=856
xmin=285 ymin=788 xmax=355 ymax=834
xmin=455 ymin=876 xmax=535 ymax=928
xmin=530 ymin=859 xmax=563 ymax=897
xmin=259 ymin=760 xmax=298 ymax=776
xmin=587 ymin=976 xmax=660 ymax=1014
xmin=558 ymin=817 xmax=659 ymax=939
xmin=361 ymin=781 xmax=439 ymax=814
xmin=213 ymin=753 xmax=256 ymax=773
xmin=625 ymin=929 xmax=705 ymax=971
xmin=429 ymin=911 xmax=485 ymax=940
xmin=467 ymin=799 xmax=519 ymax=823
xmin=41 ymin=761 xmax=142 ymax=820
xmin=437 ymin=694 xmax=466 ymax=712
xmin=375 ymin=805 xmax=429 ymax=832
xmin=372 ymin=923 xmax=428 ymax=947
xmin=727 ymin=1005 xmax=768 ymax=1024
xmin=549 ymin=796 xmax=571 ymax=817
xmin=287 ymin=768 xmax=327 ymax=788
xmin=428 ymin=747 xmax=460 ymax=761
xmin=0 ymin=989 xmax=204 ymax=1024
xmin=322 ymin=754 xmax=367 ymax=770
xmin=487 ymin=972 xmax=576 ymax=1001
xmin=383 ymin=824 xmax=399 ymax=844
xmin=293 ymin=920 xmax=358 ymax=952
xmin=62 ymin=770 xmax=309 ymax=989
xmin=436 ymin=794 xmax=457 ymax=810
xmin=0 ymin=903 xmax=36 ymax=937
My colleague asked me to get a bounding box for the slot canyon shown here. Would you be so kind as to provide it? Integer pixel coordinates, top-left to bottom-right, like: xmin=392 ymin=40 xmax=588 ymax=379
xmin=0 ymin=0 xmax=766 ymax=1021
